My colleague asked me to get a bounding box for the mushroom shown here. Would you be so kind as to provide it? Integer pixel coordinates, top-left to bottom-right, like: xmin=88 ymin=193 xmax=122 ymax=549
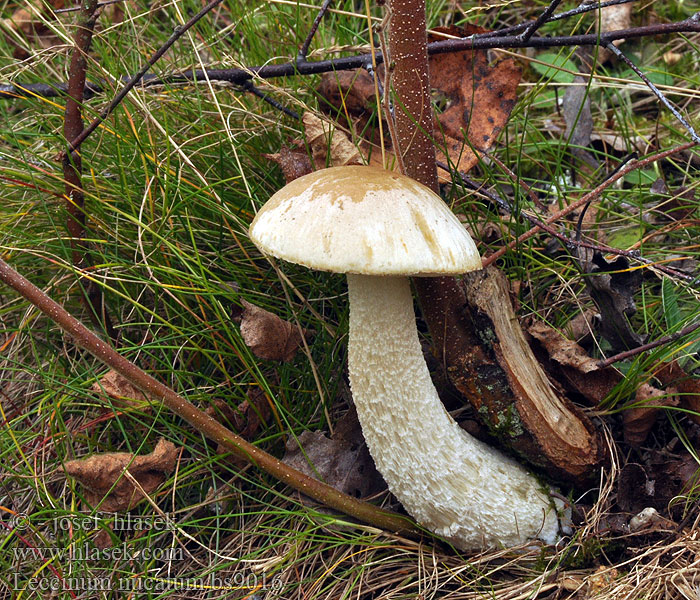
xmin=249 ymin=165 xmax=568 ymax=550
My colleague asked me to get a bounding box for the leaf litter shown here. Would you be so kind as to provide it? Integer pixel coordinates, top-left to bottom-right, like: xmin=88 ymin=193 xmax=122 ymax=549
xmin=314 ymin=25 xmax=521 ymax=177
xmin=63 ymin=438 xmax=178 ymax=512
xmin=233 ymin=298 xmax=311 ymax=362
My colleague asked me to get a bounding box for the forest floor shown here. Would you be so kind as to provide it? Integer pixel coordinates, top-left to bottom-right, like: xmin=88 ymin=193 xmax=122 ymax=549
xmin=1 ymin=0 xmax=700 ymax=598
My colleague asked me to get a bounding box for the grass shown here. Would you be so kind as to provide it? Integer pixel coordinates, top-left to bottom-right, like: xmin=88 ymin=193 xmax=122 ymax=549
xmin=1 ymin=0 xmax=700 ymax=597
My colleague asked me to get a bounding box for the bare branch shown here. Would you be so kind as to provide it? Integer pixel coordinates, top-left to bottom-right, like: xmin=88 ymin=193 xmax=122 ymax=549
xmin=605 ymin=42 xmax=700 ymax=144
xmin=4 ymin=15 xmax=699 ymax=102
xmin=0 ymin=256 xmax=418 ymax=538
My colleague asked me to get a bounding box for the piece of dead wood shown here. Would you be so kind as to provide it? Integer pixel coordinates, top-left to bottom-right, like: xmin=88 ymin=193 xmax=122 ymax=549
xmin=63 ymin=438 xmax=177 ymax=512
xmin=233 ymin=298 xmax=310 ymax=362
xmin=450 ymin=267 xmax=607 ymax=484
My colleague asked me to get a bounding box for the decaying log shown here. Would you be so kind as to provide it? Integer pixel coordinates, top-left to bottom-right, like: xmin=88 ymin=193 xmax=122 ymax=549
xmin=416 ymin=267 xmax=606 ymax=485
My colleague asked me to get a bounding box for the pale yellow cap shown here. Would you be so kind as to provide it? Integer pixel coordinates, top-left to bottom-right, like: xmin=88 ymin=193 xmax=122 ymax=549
xmin=249 ymin=166 xmax=481 ymax=276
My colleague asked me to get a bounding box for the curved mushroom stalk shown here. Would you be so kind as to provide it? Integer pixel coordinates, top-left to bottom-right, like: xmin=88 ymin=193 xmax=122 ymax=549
xmin=347 ymin=273 xmax=565 ymax=550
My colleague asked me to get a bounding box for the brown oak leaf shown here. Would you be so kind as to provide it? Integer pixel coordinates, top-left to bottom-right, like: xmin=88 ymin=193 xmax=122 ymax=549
xmin=63 ymin=438 xmax=177 ymax=511
xmin=234 ymin=299 xmax=310 ymax=362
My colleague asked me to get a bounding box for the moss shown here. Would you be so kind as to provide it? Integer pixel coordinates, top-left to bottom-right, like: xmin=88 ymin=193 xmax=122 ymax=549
xmin=478 ymin=403 xmax=525 ymax=440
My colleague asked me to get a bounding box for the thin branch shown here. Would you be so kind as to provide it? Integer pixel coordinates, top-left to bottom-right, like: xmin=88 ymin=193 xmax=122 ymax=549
xmin=56 ymin=0 xmax=123 ymax=14
xmin=483 ymin=0 xmax=638 ymax=38
xmin=518 ymin=0 xmax=565 ymax=43
xmin=65 ymin=0 xmax=226 ymax=155
xmin=297 ymin=0 xmax=333 ymax=65
xmin=481 ymin=141 xmax=699 ymax=268
xmin=440 ymin=161 xmax=694 ymax=282
xmin=597 ymin=321 xmax=700 ymax=368
xmin=63 ymin=0 xmax=117 ymax=341
xmin=4 ymin=15 xmax=699 ymax=102
xmin=0 ymin=257 xmax=418 ymax=538
xmin=239 ymin=80 xmax=300 ymax=119
xmin=605 ymin=42 xmax=700 ymax=144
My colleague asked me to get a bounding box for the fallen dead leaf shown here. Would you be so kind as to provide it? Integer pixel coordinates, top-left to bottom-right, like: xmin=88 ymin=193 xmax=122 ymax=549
xmin=282 ymin=408 xmax=385 ymax=500
xmin=618 ymin=453 xmax=699 ymax=516
xmin=1 ymin=0 xmax=65 ymax=59
xmin=233 ymin=298 xmax=310 ymax=362
xmin=587 ymin=566 xmax=619 ymax=595
xmin=656 ymin=361 xmax=700 ymax=425
xmin=317 ymin=70 xmax=385 ymax=148
xmin=563 ymin=308 xmax=597 ymax=343
xmin=63 ymin=438 xmax=177 ymax=511
xmin=663 ymin=50 xmax=682 ymax=66
xmin=623 ymin=383 xmax=678 ymax=446
xmin=596 ymin=2 xmax=632 ymax=63
xmin=428 ymin=26 xmax=522 ymax=175
xmin=91 ymin=370 xmax=148 ymax=410
xmin=303 ymin=112 xmax=363 ymax=168
xmin=314 ymin=25 xmax=521 ymax=177
xmin=528 ymin=320 xmax=621 ymax=405
xmin=206 ymin=387 xmax=271 ymax=466
xmin=649 ymin=178 xmax=698 ymax=223
xmin=263 ymin=142 xmax=313 ymax=184
xmin=574 ymin=248 xmax=645 ymax=352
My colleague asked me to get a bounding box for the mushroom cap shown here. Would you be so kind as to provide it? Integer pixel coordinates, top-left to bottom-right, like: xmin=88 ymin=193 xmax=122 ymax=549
xmin=249 ymin=166 xmax=481 ymax=276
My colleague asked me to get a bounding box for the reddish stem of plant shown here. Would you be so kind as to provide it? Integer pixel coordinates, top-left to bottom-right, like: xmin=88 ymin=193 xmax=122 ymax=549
xmin=0 ymin=257 xmax=417 ymax=537
xmin=482 ymin=141 xmax=699 ymax=267
xmin=387 ymin=0 xmax=439 ymax=190
xmin=63 ymin=0 xmax=117 ymax=341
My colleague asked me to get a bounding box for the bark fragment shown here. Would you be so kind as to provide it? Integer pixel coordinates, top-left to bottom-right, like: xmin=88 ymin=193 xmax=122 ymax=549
xmin=433 ymin=267 xmax=607 ymax=484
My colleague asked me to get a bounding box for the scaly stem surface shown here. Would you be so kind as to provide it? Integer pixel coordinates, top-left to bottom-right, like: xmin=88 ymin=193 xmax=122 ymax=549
xmin=346 ymin=274 xmax=562 ymax=550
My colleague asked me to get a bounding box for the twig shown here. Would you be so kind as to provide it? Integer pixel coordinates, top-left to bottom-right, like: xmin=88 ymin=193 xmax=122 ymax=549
xmin=4 ymin=16 xmax=699 ymax=102
xmin=65 ymin=0 xmax=226 ymax=156
xmin=297 ymin=0 xmax=333 ymax=65
xmin=487 ymin=153 xmax=546 ymax=211
xmin=440 ymin=161 xmax=694 ymax=282
xmin=56 ymin=0 xmax=123 ymax=14
xmin=239 ymin=80 xmax=300 ymax=119
xmin=481 ymin=141 xmax=699 ymax=268
xmin=605 ymin=42 xmax=700 ymax=144
xmin=482 ymin=0 xmax=638 ymax=38
xmin=518 ymin=0 xmax=565 ymax=43
xmin=597 ymin=321 xmax=700 ymax=368
xmin=0 ymin=257 xmax=418 ymax=538
xmin=63 ymin=0 xmax=117 ymax=341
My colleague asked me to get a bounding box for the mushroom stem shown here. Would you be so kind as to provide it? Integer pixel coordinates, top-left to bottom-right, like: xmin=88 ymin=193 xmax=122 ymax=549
xmin=346 ymin=273 xmax=565 ymax=550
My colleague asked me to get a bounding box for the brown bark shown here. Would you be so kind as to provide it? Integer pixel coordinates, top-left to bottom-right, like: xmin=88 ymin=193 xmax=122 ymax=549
xmin=459 ymin=268 xmax=606 ymax=483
